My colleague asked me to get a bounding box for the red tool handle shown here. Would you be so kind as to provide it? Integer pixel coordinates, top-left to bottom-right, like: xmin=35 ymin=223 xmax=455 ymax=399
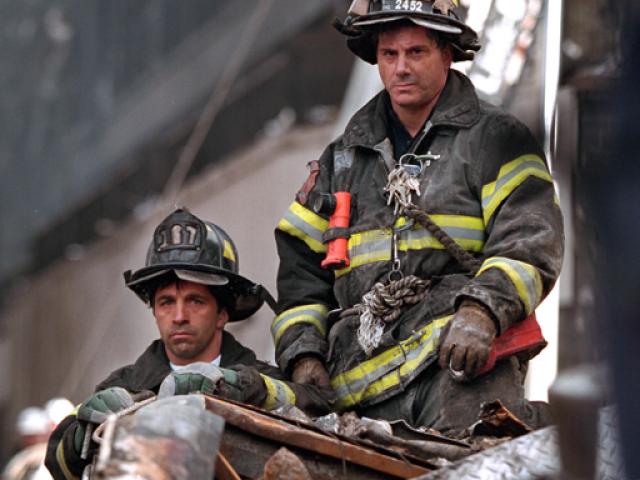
xmin=321 ymin=192 xmax=351 ymax=269
xmin=476 ymin=313 xmax=547 ymax=376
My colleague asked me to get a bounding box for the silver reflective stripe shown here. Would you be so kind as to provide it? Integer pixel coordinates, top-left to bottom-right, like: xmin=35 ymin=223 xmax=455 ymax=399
xmin=332 ymin=332 xmax=420 ymax=402
xmin=478 ymin=257 xmax=542 ymax=314
xmin=482 ymin=157 xmax=549 ymax=209
xmin=404 ymin=224 xmax=485 ymax=246
xmin=261 ymin=375 xmax=296 ymax=410
xmin=281 ymin=209 xmax=324 ymax=248
xmin=271 ymin=304 xmax=328 ymax=345
xmin=331 ymin=316 xmax=451 ymax=409
xmin=482 ymin=155 xmax=552 ymax=223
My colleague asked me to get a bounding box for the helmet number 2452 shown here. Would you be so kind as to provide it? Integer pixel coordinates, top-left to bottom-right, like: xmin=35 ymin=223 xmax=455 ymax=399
xmin=394 ymin=0 xmax=423 ymax=11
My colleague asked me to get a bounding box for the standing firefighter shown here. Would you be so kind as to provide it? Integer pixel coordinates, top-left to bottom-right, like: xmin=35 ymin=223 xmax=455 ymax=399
xmin=45 ymin=208 xmax=333 ymax=480
xmin=273 ymin=0 xmax=563 ymax=433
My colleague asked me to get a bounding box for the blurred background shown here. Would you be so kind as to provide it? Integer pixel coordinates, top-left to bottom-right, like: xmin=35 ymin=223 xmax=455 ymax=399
xmin=0 ymin=0 xmax=629 ymax=474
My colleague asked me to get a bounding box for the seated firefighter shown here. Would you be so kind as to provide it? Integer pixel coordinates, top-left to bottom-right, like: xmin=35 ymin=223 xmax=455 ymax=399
xmin=45 ymin=208 xmax=333 ymax=479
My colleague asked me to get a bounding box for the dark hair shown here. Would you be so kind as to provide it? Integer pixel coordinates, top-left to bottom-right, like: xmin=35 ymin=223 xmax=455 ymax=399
xmin=146 ymin=272 xmax=232 ymax=313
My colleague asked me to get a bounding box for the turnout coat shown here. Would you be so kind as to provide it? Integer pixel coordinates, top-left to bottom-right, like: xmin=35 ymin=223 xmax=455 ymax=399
xmin=273 ymin=70 xmax=564 ymax=411
xmin=45 ymin=332 xmax=332 ymax=480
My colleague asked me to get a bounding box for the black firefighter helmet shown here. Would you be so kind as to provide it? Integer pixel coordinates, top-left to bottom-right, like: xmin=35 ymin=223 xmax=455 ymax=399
xmin=124 ymin=208 xmax=265 ymax=321
xmin=335 ymin=0 xmax=480 ymax=63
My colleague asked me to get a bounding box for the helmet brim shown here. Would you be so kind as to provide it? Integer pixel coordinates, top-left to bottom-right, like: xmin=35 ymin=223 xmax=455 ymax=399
xmin=352 ymin=15 xmax=463 ymax=35
xmin=340 ymin=13 xmax=479 ymax=64
xmin=124 ymin=263 xmax=264 ymax=322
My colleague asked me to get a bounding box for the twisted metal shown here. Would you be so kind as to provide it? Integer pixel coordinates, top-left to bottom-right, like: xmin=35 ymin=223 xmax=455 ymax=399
xmin=355 ymin=275 xmax=430 ymax=356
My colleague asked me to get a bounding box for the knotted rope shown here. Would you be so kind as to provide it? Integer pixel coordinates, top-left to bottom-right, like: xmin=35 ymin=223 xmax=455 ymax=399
xmin=351 ymin=158 xmax=481 ymax=356
xmin=352 ymin=275 xmax=430 ymax=356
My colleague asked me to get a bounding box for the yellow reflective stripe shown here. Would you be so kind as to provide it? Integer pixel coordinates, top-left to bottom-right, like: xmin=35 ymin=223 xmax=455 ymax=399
xmin=482 ymin=155 xmax=552 ymax=224
xmin=336 ymin=228 xmax=392 ymax=278
xmin=56 ymin=438 xmax=80 ymax=480
xmin=331 ymin=315 xmax=452 ymax=410
xmin=271 ymin=304 xmax=328 ymax=345
xmin=401 ymin=214 xmax=485 ymax=252
xmin=222 ymin=240 xmax=236 ymax=262
xmin=260 ymin=374 xmax=297 ymax=410
xmin=477 ymin=256 xmax=543 ymax=315
xmin=335 ymin=215 xmax=485 ymax=278
xmin=277 ymin=202 xmax=328 ymax=253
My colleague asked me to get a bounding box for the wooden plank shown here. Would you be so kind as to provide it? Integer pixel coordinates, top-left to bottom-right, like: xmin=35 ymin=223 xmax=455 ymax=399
xmin=205 ymin=397 xmax=428 ymax=479
xmin=220 ymin=424 xmax=399 ymax=480
xmin=215 ymin=452 xmax=241 ymax=480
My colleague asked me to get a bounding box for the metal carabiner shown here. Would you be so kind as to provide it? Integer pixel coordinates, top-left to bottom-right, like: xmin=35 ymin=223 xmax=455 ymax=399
xmin=397 ymin=153 xmax=425 ymax=177
xmin=389 ymin=227 xmax=404 ymax=282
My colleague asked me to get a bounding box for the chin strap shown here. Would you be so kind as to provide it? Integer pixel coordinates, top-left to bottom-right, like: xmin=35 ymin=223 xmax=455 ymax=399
xmin=254 ymin=284 xmax=278 ymax=314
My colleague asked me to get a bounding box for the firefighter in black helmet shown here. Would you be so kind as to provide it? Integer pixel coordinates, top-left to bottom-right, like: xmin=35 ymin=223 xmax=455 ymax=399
xmin=274 ymin=0 xmax=563 ymax=433
xmin=45 ymin=209 xmax=334 ymax=480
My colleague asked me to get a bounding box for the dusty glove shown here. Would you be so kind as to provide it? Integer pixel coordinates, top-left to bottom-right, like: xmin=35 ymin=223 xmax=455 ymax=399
xmin=77 ymin=387 xmax=135 ymax=425
xmin=158 ymin=362 xmax=224 ymax=397
xmin=73 ymin=387 xmax=135 ymax=453
xmin=291 ymin=356 xmax=331 ymax=387
xmin=217 ymin=365 xmax=268 ymax=406
xmin=438 ymin=300 xmax=497 ymax=382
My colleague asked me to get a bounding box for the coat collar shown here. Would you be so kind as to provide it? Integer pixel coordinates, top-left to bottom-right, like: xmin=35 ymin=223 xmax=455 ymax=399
xmin=129 ymin=331 xmax=258 ymax=391
xmin=342 ymin=69 xmax=481 ymax=149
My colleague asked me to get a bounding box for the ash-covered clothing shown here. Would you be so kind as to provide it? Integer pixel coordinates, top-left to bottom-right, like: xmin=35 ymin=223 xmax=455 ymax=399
xmin=45 ymin=332 xmax=333 ymax=480
xmin=274 ymin=70 xmax=563 ymax=416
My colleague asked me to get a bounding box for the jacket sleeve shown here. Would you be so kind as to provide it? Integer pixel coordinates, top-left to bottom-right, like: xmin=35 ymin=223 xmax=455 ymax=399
xmin=272 ymin=144 xmax=339 ymax=374
xmin=44 ymin=366 xmax=142 ymax=480
xmin=45 ymin=414 xmax=87 ymax=480
xmin=244 ymin=361 xmax=335 ymax=416
xmin=456 ymin=113 xmax=564 ymax=333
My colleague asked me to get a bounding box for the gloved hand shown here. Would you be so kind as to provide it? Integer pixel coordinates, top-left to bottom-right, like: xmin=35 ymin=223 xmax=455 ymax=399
xmin=158 ymin=362 xmax=225 ymax=398
xmin=217 ymin=365 xmax=267 ymax=406
xmin=77 ymin=386 xmax=135 ymax=425
xmin=73 ymin=387 xmax=136 ymax=454
xmin=291 ymin=356 xmax=331 ymax=387
xmin=438 ymin=300 xmax=497 ymax=382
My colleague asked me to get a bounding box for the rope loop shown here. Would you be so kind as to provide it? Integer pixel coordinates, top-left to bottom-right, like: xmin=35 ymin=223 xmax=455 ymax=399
xmin=356 ymin=275 xmax=430 ymax=356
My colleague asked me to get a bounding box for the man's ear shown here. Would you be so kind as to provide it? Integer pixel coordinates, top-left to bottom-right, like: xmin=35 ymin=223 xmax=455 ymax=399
xmin=440 ymin=44 xmax=453 ymax=71
xmin=216 ymin=308 xmax=229 ymax=329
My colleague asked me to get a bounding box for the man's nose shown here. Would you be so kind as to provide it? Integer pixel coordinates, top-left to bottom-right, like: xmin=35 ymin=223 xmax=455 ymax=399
xmin=172 ymin=301 xmax=188 ymax=323
xmin=396 ymin=53 xmax=409 ymax=75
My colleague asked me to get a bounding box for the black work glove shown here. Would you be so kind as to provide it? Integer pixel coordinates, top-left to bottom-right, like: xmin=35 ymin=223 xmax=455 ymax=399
xmin=73 ymin=387 xmax=136 ymax=453
xmin=158 ymin=362 xmax=225 ymax=397
xmin=291 ymin=356 xmax=331 ymax=387
xmin=438 ymin=300 xmax=497 ymax=382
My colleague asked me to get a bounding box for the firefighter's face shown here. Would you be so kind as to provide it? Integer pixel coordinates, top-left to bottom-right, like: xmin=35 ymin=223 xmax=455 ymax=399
xmin=153 ymin=280 xmax=228 ymax=366
xmin=377 ymin=24 xmax=452 ymax=116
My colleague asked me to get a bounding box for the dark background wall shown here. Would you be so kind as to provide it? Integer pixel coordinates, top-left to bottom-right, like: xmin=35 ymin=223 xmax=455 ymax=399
xmin=0 ymin=0 xmax=352 ymax=309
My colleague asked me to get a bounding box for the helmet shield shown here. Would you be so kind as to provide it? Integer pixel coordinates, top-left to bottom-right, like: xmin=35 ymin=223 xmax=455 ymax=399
xmin=339 ymin=0 xmax=480 ymax=63
xmin=124 ymin=208 xmax=264 ymax=321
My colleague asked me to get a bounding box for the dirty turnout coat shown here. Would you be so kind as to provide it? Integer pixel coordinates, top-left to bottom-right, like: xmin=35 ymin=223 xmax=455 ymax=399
xmin=45 ymin=332 xmax=333 ymax=480
xmin=273 ymin=70 xmax=564 ymax=412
